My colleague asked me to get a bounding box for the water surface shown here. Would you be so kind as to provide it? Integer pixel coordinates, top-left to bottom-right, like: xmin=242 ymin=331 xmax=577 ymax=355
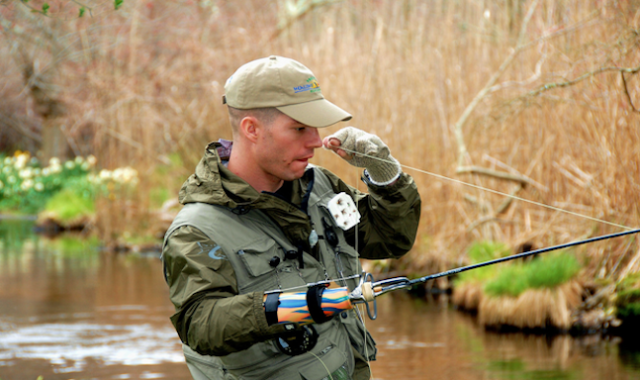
xmin=1 ymin=220 xmax=639 ymax=380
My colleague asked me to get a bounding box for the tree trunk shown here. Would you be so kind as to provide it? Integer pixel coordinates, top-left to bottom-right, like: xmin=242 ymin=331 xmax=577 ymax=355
xmin=40 ymin=121 xmax=68 ymax=163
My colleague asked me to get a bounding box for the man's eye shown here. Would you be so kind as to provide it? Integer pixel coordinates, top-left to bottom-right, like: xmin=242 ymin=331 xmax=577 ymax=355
xmin=296 ymin=127 xmax=305 ymax=131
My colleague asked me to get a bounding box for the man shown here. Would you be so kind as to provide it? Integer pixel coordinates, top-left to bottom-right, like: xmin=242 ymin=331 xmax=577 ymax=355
xmin=162 ymin=56 xmax=421 ymax=380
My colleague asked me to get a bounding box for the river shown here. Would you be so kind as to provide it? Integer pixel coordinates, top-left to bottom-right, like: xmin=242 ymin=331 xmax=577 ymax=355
xmin=1 ymin=219 xmax=640 ymax=380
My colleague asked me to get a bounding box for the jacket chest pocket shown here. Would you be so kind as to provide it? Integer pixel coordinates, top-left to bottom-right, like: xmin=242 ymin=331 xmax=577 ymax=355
xmin=235 ymin=239 xmax=282 ymax=294
xmin=235 ymin=239 xmax=309 ymax=294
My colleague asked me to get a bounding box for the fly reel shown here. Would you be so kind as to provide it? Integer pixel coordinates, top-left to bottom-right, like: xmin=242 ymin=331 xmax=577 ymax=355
xmin=275 ymin=325 xmax=319 ymax=356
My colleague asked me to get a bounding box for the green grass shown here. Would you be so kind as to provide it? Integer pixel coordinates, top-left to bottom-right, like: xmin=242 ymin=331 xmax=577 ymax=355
xmin=615 ymin=274 xmax=640 ymax=320
xmin=44 ymin=188 xmax=95 ymax=222
xmin=484 ymin=252 xmax=581 ymax=298
xmin=454 ymin=241 xmax=511 ymax=285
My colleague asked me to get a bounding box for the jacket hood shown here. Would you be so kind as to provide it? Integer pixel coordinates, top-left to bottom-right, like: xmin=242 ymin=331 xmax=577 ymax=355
xmin=178 ymin=140 xmax=317 ymax=249
xmin=178 ymin=141 xmax=263 ymax=209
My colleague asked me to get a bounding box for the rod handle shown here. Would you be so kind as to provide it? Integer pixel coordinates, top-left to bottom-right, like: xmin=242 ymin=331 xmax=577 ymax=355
xmin=361 ymin=282 xmax=375 ymax=302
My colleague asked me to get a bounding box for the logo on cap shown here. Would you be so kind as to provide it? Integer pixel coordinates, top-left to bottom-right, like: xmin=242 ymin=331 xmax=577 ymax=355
xmin=293 ymin=77 xmax=321 ymax=94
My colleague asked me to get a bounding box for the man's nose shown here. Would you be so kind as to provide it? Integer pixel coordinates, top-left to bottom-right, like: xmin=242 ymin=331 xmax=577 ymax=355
xmin=307 ymin=128 xmax=322 ymax=149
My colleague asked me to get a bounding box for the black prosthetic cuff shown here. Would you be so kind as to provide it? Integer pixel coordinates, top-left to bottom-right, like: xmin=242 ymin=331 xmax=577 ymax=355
xmin=306 ymin=285 xmax=331 ymax=324
xmin=264 ymin=292 xmax=281 ymax=326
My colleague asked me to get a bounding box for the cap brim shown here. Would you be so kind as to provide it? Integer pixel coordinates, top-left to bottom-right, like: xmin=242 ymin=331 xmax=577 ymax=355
xmin=277 ymin=99 xmax=352 ymax=128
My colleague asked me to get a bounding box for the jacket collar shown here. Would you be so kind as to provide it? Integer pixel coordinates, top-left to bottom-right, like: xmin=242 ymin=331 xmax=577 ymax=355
xmin=179 ymin=140 xmax=312 ymax=213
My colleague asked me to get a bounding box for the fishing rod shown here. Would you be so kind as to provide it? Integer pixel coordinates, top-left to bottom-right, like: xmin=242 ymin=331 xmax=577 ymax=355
xmin=348 ymin=227 xmax=640 ymax=320
xmin=266 ymin=152 xmax=639 ymax=355
xmin=324 ymin=147 xmax=640 ymax=318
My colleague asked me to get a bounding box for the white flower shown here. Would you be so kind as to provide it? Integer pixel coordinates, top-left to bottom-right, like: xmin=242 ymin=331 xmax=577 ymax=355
xmin=65 ymin=161 xmax=75 ymax=169
xmin=51 ymin=164 xmax=62 ymax=174
xmin=19 ymin=168 xmax=33 ymax=179
xmin=33 ymin=168 xmax=41 ymax=176
xmin=49 ymin=157 xmax=61 ymax=167
xmin=99 ymin=169 xmax=112 ymax=180
xmin=21 ymin=179 xmax=34 ymax=190
xmin=112 ymin=167 xmax=139 ymax=184
xmin=87 ymin=155 xmax=97 ymax=166
xmin=15 ymin=154 xmax=28 ymax=169
xmin=3 ymin=166 xmax=11 ymax=174
xmin=112 ymin=168 xmax=124 ymax=182
xmin=42 ymin=168 xmax=50 ymax=176
xmin=75 ymin=156 xmax=84 ymax=164
xmin=123 ymin=167 xmax=138 ymax=183
xmin=3 ymin=157 xmax=11 ymax=165
xmin=81 ymin=162 xmax=90 ymax=170
xmin=34 ymin=182 xmax=44 ymax=192
xmin=8 ymin=176 xmax=16 ymax=184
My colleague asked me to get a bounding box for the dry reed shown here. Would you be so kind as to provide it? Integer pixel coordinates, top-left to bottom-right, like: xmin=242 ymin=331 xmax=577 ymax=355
xmin=478 ymin=280 xmax=583 ymax=329
xmin=1 ymin=0 xmax=639 ymax=278
xmin=452 ymin=282 xmax=484 ymax=311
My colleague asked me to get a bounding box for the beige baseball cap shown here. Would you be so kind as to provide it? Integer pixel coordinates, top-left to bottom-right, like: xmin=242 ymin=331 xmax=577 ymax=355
xmin=223 ymin=56 xmax=352 ymax=128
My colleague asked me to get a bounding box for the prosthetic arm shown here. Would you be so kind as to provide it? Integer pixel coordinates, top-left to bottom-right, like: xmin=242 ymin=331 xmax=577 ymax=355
xmin=263 ymin=285 xmax=353 ymax=326
xmin=262 ymin=285 xmax=354 ymax=355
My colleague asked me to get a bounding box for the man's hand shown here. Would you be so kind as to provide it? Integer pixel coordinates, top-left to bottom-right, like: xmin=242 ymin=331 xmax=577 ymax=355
xmin=323 ymin=126 xmax=401 ymax=185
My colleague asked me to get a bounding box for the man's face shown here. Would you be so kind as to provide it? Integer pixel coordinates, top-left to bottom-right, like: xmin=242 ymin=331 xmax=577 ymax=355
xmin=255 ymin=113 xmax=323 ymax=183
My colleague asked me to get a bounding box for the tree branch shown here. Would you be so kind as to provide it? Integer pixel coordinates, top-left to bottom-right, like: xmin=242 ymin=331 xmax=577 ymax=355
xmin=457 ymin=165 xmax=535 ymax=188
xmin=466 ymin=216 xmax=515 ymax=233
xmin=621 ymin=71 xmax=640 ymax=113
xmin=518 ymin=64 xmax=640 ymax=99
xmin=0 ymin=113 xmax=42 ymax=142
xmin=453 ymin=0 xmax=539 ymax=168
xmin=271 ymin=0 xmax=343 ymax=40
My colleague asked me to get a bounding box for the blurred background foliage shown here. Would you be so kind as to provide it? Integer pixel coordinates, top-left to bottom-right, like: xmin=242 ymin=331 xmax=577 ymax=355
xmin=0 ymin=0 xmax=639 ymax=284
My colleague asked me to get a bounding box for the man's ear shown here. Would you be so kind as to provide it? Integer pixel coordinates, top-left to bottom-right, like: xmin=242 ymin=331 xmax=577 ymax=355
xmin=239 ymin=116 xmax=260 ymax=143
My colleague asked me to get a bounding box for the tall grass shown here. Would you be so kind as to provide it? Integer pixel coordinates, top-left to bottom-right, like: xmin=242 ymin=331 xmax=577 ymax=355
xmin=454 ymin=241 xmax=511 ymax=284
xmin=1 ymin=0 xmax=639 ymax=278
xmin=484 ymin=252 xmax=581 ymax=297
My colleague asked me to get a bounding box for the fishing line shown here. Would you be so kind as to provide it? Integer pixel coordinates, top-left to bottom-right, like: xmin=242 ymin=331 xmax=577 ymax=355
xmin=310 ymin=351 xmax=334 ymax=380
xmin=352 ymin=155 xmax=373 ymax=378
xmin=336 ymin=147 xmax=633 ymax=230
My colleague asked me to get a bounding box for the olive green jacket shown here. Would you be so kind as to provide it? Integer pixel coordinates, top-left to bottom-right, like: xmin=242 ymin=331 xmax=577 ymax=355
xmin=162 ymin=141 xmax=421 ymax=379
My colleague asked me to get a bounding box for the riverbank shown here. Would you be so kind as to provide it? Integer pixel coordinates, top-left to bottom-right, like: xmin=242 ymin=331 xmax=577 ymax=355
xmin=8 ymin=209 xmax=640 ymax=337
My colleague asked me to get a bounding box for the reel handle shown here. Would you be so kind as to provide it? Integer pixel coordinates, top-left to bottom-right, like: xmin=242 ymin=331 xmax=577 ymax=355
xmin=361 ymin=273 xmax=377 ymax=320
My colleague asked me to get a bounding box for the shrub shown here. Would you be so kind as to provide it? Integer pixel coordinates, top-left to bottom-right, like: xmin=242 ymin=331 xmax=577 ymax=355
xmin=0 ymin=153 xmax=96 ymax=214
xmin=44 ymin=187 xmax=96 ymax=223
xmin=0 ymin=152 xmax=138 ymax=218
xmin=484 ymin=252 xmax=581 ymax=298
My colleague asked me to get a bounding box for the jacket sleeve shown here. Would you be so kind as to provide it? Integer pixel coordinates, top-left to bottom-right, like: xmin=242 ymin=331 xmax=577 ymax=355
xmin=318 ymin=168 xmax=421 ymax=260
xmin=162 ymin=225 xmax=292 ymax=356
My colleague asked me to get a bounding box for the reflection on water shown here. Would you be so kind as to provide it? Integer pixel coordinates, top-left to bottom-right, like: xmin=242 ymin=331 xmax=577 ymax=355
xmin=367 ymin=295 xmax=637 ymax=380
xmin=1 ymin=219 xmax=640 ymax=380
xmin=2 ymin=314 xmax=182 ymax=366
xmin=0 ymin=220 xmax=189 ymax=380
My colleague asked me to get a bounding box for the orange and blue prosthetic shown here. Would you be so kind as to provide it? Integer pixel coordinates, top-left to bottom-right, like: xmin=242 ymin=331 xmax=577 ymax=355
xmin=264 ymin=286 xmax=353 ymax=325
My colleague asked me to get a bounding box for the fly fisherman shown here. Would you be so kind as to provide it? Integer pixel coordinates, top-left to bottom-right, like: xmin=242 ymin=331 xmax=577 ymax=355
xmin=161 ymin=56 xmax=421 ymax=380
